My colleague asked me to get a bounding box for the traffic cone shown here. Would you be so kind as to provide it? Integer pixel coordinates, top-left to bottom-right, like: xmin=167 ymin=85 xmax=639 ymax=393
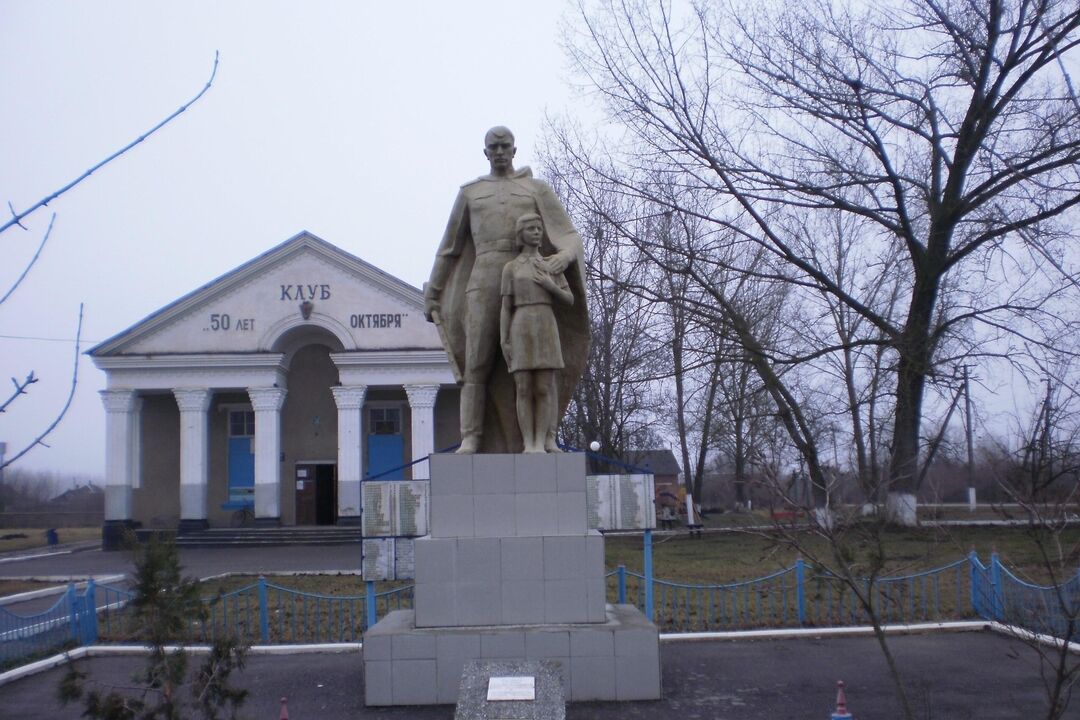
xmin=831 ymin=680 xmax=853 ymax=719
xmin=279 ymin=696 xmax=289 ymax=720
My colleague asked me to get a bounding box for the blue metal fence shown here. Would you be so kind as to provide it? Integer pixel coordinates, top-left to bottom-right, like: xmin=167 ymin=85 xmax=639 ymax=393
xmin=1 ymin=581 xmax=98 ymax=666
xmin=3 ymin=554 xmax=1079 ymax=670
xmin=970 ymin=552 xmax=1080 ymax=641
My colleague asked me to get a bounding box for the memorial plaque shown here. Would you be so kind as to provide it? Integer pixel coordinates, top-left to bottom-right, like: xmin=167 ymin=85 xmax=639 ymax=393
xmin=362 ymin=537 xmax=416 ymax=581
xmin=362 ymin=480 xmax=429 ymax=537
xmin=487 ymin=676 xmax=535 ymax=702
xmin=586 ymin=474 xmax=656 ymax=530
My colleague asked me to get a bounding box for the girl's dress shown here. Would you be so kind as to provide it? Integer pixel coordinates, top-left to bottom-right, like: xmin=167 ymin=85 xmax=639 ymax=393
xmin=500 ymin=256 xmax=568 ymax=373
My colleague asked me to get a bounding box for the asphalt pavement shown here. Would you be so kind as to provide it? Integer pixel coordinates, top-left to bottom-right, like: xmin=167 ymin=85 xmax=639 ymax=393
xmin=0 ymin=630 xmax=1066 ymax=719
xmin=0 ymin=543 xmax=362 ymax=581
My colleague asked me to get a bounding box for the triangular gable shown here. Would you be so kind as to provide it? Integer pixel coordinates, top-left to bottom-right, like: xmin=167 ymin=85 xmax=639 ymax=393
xmin=90 ymin=231 xmax=442 ymax=356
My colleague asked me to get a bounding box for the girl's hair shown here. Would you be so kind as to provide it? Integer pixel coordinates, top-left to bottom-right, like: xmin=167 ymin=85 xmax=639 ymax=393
xmin=513 ymin=213 xmax=544 ymax=250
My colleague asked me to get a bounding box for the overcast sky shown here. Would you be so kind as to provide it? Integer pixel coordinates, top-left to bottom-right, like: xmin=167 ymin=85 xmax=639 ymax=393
xmin=0 ymin=1 xmax=587 ymax=476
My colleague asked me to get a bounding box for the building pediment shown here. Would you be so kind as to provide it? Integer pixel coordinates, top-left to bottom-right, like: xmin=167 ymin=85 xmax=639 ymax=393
xmin=89 ymin=231 xmax=442 ymax=357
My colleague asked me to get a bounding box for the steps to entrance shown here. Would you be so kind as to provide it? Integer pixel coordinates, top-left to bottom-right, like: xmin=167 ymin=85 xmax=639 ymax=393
xmin=138 ymin=526 xmax=362 ymax=548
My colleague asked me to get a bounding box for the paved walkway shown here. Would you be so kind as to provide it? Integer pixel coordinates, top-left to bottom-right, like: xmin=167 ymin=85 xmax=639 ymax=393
xmin=0 ymin=631 xmax=1063 ymax=719
xmin=0 ymin=544 xmax=361 ymax=581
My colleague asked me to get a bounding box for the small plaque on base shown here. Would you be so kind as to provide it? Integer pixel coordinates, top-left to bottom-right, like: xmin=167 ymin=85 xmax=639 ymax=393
xmin=487 ymin=676 xmax=536 ymax=702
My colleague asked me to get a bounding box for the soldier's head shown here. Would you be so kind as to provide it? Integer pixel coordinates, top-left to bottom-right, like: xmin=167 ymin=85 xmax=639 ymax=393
xmin=484 ymin=126 xmax=516 ymax=176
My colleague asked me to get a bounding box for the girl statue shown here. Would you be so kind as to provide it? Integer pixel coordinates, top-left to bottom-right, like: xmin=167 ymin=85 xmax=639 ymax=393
xmin=500 ymin=213 xmax=575 ymax=453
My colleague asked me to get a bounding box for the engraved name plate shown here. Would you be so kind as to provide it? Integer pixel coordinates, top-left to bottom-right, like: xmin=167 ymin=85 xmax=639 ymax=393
xmin=487 ymin=676 xmax=535 ymax=702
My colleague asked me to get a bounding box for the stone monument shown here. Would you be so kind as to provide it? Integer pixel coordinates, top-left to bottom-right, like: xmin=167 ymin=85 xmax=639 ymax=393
xmin=363 ymin=129 xmax=660 ymax=707
xmin=423 ymin=126 xmax=590 ymax=455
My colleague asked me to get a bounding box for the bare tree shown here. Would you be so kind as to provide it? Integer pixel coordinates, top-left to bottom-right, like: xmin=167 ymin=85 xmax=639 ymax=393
xmin=981 ymin=354 xmax=1080 ymax=720
xmin=0 ymin=53 xmax=218 ymax=470
xmin=559 ymin=0 xmax=1080 ymax=523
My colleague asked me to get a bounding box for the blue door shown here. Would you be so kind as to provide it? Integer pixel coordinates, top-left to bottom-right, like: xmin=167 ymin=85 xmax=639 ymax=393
xmin=367 ymin=407 xmax=404 ymax=479
xmin=227 ymin=410 xmax=255 ymax=504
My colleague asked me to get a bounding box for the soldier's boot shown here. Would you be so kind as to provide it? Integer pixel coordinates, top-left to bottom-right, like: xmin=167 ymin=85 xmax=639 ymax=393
xmin=456 ymin=382 xmax=484 ymax=454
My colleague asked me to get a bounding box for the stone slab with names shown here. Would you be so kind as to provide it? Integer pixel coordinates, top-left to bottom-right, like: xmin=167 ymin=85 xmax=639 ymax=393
xmin=455 ymin=660 xmax=564 ymax=720
xmin=362 ymin=480 xmax=429 ymax=537
xmin=361 ymin=537 xmax=414 ymax=581
xmin=586 ymin=474 xmax=656 ymax=531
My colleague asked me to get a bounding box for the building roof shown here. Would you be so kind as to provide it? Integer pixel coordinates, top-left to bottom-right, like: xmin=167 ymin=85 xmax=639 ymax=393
xmin=88 ymin=231 xmax=429 ymax=357
xmin=625 ymin=449 xmax=681 ymax=476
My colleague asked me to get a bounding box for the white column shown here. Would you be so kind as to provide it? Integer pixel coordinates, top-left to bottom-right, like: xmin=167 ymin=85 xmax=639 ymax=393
xmin=332 ymin=385 xmax=367 ymax=523
xmin=100 ymin=390 xmax=137 ymax=522
xmin=248 ymin=386 xmax=287 ymax=524
xmin=404 ymin=384 xmax=439 ymax=480
xmin=173 ymin=389 xmax=212 ymax=530
xmin=129 ymin=397 xmax=143 ymax=489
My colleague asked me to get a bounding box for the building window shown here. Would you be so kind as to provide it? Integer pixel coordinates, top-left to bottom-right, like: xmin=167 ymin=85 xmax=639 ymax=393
xmin=369 ymin=407 xmax=401 ymax=436
xmin=230 ymin=410 xmax=255 ymax=438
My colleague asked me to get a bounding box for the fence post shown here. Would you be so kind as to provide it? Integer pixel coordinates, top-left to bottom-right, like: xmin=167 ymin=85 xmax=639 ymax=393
xmin=365 ymin=580 xmax=378 ymax=631
xmin=989 ymin=552 xmax=1003 ymax=620
xmin=795 ymin=557 xmax=807 ymax=625
xmin=617 ymin=565 xmax=627 ymax=604
xmin=258 ymin=576 xmax=270 ymax=644
xmin=84 ymin=579 xmax=98 ymax=645
xmin=66 ymin=583 xmax=79 ymax=643
xmin=968 ymin=551 xmax=980 ymax=616
xmin=644 ymin=529 xmax=654 ymax=622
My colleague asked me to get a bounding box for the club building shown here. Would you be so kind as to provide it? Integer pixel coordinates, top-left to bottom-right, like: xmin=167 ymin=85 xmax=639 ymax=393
xmin=89 ymin=232 xmax=460 ymax=548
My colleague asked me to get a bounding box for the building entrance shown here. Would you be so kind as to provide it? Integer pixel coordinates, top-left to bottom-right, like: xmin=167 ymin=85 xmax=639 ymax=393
xmin=295 ymin=463 xmax=336 ymax=525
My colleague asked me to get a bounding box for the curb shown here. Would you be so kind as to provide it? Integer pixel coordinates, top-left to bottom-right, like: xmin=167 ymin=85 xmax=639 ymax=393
xmin=658 ymin=620 xmax=989 ymax=642
xmin=0 ymin=642 xmax=363 ymax=687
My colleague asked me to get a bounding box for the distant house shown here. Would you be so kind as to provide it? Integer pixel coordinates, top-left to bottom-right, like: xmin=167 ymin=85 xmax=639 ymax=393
xmin=49 ymin=484 xmax=104 ymax=512
xmin=624 ymin=449 xmax=682 ymax=501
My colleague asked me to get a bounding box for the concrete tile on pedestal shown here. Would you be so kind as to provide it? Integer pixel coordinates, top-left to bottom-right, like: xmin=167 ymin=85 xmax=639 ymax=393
xmin=363 ymin=660 xmax=393 ymax=705
xmin=501 ymin=580 xmax=546 ymax=624
xmin=480 ymin=631 xmax=525 ymax=659
xmin=456 ymin=581 xmax=502 ymax=625
xmin=363 ymin=631 xmax=391 ymax=661
xmin=414 ymin=537 xmax=457 ymax=582
xmin=586 ymin=530 xmax=604 ymax=570
xmin=586 ymin=577 xmax=608 ymax=622
xmin=556 ymin=453 xmax=586 ymax=492
xmin=473 ymin=494 xmax=516 ymax=537
xmin=436 ymin=634 xmax=481 ymax=704
xmin=392 ymin=632 xmax=436 ymax=660
xmin=614 ymin=653 xmax=663 ymax=700
xmin=430 ymin=494 xmax=475 ymax=538
xmin=614 ymin=623 xmax=660 ymax=660
xmin=544 ymin=579 xmax=588 ymax=623
xmin=570 ymin=655 xmax=617 ymax=701
xmin=525 ymin=630 xmax=570 ymax=659
xmin=515 ymin=493 xmax=557 ymax=536
xmin=413 ymin=582 xmax=457 ymax=627
xmin=515 ymin=454 xmax=558 ymax=493
xmin=570 ymin=627 xmax=615 ymax=656
xmin=500 ymin=536 xmax=544 ymax=580
xmin=392 ymin=659 xmax=438 ymax=705
xmin=430 ymin=453 xmax=473 ymax=495
xmin=543 ymin=536 xmax=588 ymax=579
xmin=456 ymin=537 xmax=501 ymax=582
xmin=556 ymin=492 xmax=587 ymax=534
xmin=473 ymin=454 xmax=514 ymax=494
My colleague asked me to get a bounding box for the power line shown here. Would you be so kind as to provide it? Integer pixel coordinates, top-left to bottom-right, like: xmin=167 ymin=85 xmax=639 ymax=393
xmin=0 ymin=333 xmax=99 ymax=344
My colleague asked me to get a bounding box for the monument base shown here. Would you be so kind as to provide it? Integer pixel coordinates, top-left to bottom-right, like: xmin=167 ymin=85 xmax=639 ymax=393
xmin=363 ymin=604 xmax=661 ymax=706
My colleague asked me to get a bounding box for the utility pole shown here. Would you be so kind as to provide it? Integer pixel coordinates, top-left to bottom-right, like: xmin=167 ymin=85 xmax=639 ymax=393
xmin=1041 ymin=377 xmax=1053 ymax=484
xmin=962 ymin=366 xmax=975 ymax=512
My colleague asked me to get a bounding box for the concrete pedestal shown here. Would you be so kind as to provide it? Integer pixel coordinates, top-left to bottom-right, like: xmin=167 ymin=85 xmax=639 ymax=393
xmin=363 ymin=453 xmax=661 ymax=706
xmin=363 ymin=605 xmax=660 ymax=705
